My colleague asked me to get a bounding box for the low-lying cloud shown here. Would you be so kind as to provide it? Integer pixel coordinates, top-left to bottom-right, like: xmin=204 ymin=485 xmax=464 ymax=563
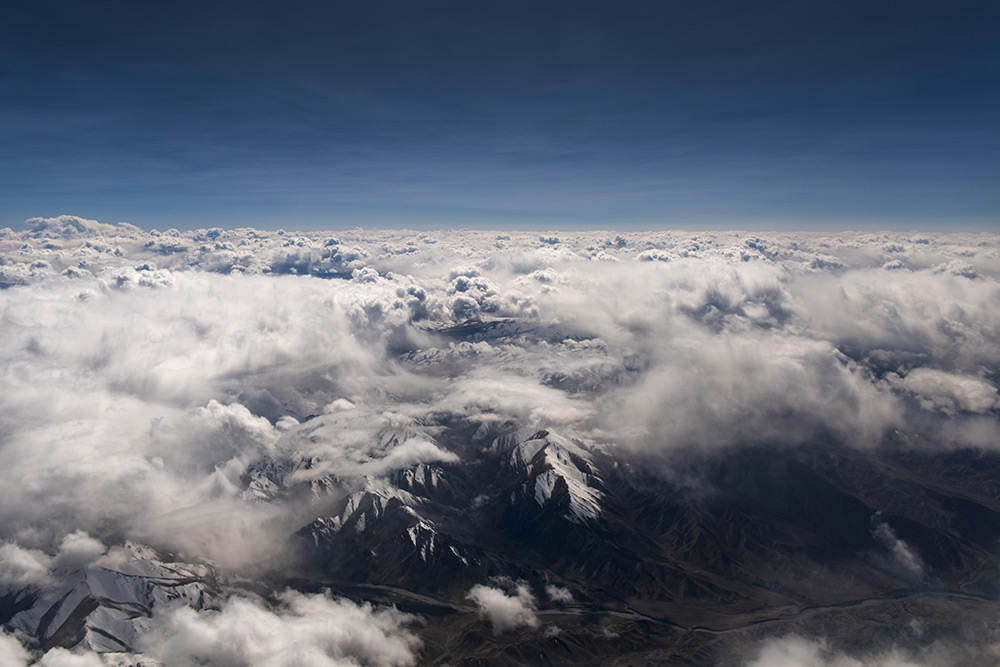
xmin=745 ymin=634 xmax=1000 ymax=667
xmin=467 ymin=582 xmax=539 ymax=634
xmin=0 ymin=630 xmax=106 ymax=667
xmin=0 ymin=630 xmax=32 ymax=666
xmin=871 ymin=516 xmax=925 ymax=582
xmin=140 ymin=590 xmax=421 ymax=667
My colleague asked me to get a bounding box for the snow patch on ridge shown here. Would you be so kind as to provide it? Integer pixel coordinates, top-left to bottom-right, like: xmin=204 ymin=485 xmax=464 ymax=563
xmin=8 ymin=543 xmax=215 ymax=655
xmin=509 ymin=430 xmax=604 ymax=524
xmin=322 ymin=478 xmax=423 ymax=535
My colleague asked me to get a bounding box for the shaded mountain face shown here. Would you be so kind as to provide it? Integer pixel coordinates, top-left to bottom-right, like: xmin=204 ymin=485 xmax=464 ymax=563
xmin=281 ymin=420 xmax=1000 ymax=664
xmin=2 ymin=222 xmax=1000 ymax=665
xmin=1 ymin=543 xmax=219 ymax=659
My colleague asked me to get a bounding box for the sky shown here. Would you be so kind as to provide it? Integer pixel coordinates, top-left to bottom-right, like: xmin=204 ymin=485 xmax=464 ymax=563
xmin=1 ymin=0 xmax=997 ymax=231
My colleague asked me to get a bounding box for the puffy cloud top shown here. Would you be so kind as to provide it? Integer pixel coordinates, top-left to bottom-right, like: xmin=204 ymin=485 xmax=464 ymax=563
xmin=140 ymin=590 xmax=421 ymax=667
xmin=467 ymin=582 xmax=539 ymax=634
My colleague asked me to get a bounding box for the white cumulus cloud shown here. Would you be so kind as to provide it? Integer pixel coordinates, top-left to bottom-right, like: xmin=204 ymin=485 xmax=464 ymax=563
xmin=0 ymin=542 xmax=53 ymax=592
xmin=52 ymin=531 xmax=106 ymax=570
xmin=0 ymin=629 xmax=31 ymax=667
xmin=140 ymin=589 xmax=421 ymax=667
xmin=745 ymin=635 xmax=962 ymax=667
xmin=467 ymin=582 xmax=539 ymax=634
xmin=893 ymin=368 xmax=999 ymax=415
xmin=34 ymin=648 xmax=106 ymax=667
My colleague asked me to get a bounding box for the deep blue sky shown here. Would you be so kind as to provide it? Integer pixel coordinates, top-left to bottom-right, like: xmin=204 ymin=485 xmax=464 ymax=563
xmin=1 ymin=0 xmax=997 ymax=230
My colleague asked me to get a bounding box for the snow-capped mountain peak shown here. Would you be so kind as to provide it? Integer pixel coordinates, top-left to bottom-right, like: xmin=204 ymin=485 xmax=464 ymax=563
xmin=8 ymin=543 xmax=216 ymax=655
xmin=508 ymin=430 xmax=604 ymax=524
xmin=314 ymin=477 xmax=423 ymax=536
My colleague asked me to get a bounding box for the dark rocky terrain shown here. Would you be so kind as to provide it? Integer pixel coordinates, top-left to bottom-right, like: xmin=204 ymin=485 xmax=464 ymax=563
xmin=281 ymin=422 xmax=1000 ymax=665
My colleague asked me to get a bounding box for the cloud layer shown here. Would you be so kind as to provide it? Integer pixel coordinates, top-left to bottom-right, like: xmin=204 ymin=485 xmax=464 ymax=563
xmin=2 ymin=216 xmax=999 ymax=661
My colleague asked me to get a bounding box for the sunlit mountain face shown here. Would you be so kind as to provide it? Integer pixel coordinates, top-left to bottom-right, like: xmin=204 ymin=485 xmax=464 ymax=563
xmin=1 ymin=216 xmax=999 ymax=665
